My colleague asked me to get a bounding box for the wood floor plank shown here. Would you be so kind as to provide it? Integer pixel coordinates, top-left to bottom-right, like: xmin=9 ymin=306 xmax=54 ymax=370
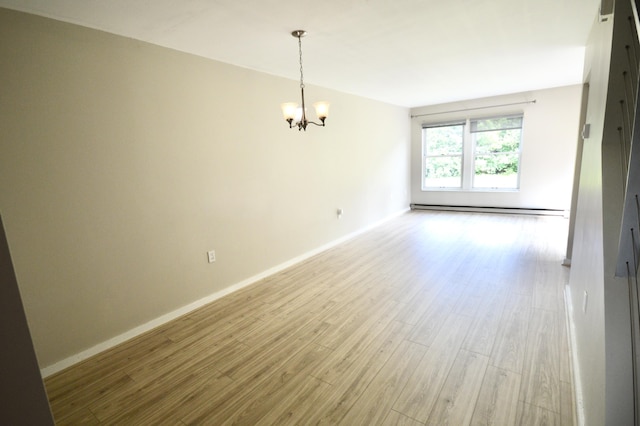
xmin=95 ymin=372 xmax=232 ymax=425
xmin=42 ymin=211 xmax=574 ymax=426
xmin=395 ymin=286 xmax=441 ymax=325
xmin=222 ymin=318 xmax=328 ymax=382
xmin=303 ymin=321 xmax=413 ymax=424
xmin=383 ymin=410 xmax=426 ymax=425
xmin=91 ymin=336 xmax=243 ymax=423
xmin=253 ymin=280 xmax=327 ymax=319
xmin=509 ymin=260 xmax=537 ymax=297
xmin=316 ymin=281 xmax=394 ymax=325
xmin=177 ymin=322 xmax=331 ymax=424
xmin=520 ymin=308 xmax=561 ymax=413
xmin=490 ymin=292 xmax=531 ymax=373
xmin=532 ymin=258 xmax=567 ymax=314
xmin=161 ymin=374 xmax=244 ymax=425
xmin=53 ymin=408 xmax=100 ymax=426
xmin=193 ymin=343 xmax=332 ymax=425
xmin=408 ymin=283 xmax=465 ymax=347
xmin=313 ymin=296 xmax=400 ymax=351
xmin=123 ymin=317 xmax=257 ymax=386
xmin=463 ymin=292 xmax=507 ymax=356
xmin=45 ymin=330 xmax=171 ymax=402
xmin=470 ymin=366 xmax=521 ymax=426
xmin=182 ymin=287 xmax=268 ymax=325
xmin=426 ymin=349 xmax=490 ymax=425
xmin=311 ymin=302 xmax=405 ymax=385
xmin=215 ymin=299 xmax=317 ymax=352
xmin=255 ymin=376 xmax=333 ymax=425
xmin=163 ymin=301 xmax=262 ymax=343
xmin=452 ymin=289 xmax=485 ymax=318
xmin=516 ymin=401 xmax=561 ymax=425
xmin=47 ymin=371 xmax=135 ymax=421
xmin=393 ymin=313 xmax=474 ymax=422
xmin=256 ymin=285 xmax=331 ymax=323
xmin=339 ymin=340 xmax=427 ymax=425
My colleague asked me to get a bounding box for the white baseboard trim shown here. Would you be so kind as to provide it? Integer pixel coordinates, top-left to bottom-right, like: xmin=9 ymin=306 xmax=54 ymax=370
xmin=40 ymin=207 xmax=410 ymax=378
xmin=564 ymin=285 xmax=585 ymax=426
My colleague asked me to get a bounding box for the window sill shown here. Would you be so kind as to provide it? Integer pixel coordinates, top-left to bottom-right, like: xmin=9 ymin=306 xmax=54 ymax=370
xmin=421 ymin=187 xmax=520 ymax=193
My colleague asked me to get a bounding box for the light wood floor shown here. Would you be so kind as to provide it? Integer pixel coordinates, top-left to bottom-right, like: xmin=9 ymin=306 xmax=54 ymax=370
xmin=44 ymin=210 xmax=574 ymax=425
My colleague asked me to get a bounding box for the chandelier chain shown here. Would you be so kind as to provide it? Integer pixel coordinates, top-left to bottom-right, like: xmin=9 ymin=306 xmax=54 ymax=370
xmin=298 ymin=35 xmax=305 ymax=89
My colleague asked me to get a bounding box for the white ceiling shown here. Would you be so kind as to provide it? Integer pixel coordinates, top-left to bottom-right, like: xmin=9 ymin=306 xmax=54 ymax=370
xmin=0 ymin=0 xmax=601 ymax=107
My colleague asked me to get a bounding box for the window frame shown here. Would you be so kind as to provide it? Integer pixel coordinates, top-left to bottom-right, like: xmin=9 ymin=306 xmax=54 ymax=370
xmin=422 ymin=121 xmax=465 ymax=190
xmin=421 ymin=114 xmax=524 ymax=192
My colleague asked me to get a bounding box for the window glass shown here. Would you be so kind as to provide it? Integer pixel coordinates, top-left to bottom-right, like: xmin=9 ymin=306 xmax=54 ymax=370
xmin=471 ymin=116 xmax=522 ymax=189
xmin=421 ymin=115 xmax=523 ymax=191
xmin=423 ymin=124 xmax=464 ymax=188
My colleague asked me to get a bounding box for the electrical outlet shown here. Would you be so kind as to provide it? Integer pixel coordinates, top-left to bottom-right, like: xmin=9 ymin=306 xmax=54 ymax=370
xmin=207 ymin=250 xmax=216 ymax=263
xmin=337 ymin=208 xmax=343 ymax=218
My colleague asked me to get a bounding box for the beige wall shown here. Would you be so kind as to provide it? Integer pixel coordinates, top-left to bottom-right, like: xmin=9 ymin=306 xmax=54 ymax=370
xmin=410 ymin=85 xmax=583 ymax=211
xmin=0 ymin=8 xmax=410 ymax=370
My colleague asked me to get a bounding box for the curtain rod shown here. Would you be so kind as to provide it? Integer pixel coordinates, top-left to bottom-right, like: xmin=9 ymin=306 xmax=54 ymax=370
xmin=410 ymin=100 xmax=536 ymax=118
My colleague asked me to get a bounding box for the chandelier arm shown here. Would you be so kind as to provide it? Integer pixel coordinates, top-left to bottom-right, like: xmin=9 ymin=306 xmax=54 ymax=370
xmin=306 ymin=121 xmax=326 ymax=127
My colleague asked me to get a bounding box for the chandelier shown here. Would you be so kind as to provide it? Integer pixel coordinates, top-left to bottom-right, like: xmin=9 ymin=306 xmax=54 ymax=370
xmin=281 ymin=30 xmax=330 ymax=131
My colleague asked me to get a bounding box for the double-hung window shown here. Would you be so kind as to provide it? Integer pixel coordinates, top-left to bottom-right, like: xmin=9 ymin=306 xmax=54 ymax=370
xmin=422 ymin=114 xmax=523 ymax=191
xmin=471 ymin=115 xmax=523 ymax=189
xmin=423 ymin=122 xmax=465 ymax=189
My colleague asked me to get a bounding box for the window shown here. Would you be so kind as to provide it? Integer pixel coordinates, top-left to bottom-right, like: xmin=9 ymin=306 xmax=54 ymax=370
xmin=471 ymin=116 xmax=523 ymax=189
xmin=422 ymin=114 xmax=523 ymax=191
xmin=423 ymin=123 xmax=464 ymax=188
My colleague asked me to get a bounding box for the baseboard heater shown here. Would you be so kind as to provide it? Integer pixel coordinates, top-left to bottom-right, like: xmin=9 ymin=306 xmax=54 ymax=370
xmin=410 ymin=204 xmax=567 ymax=217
